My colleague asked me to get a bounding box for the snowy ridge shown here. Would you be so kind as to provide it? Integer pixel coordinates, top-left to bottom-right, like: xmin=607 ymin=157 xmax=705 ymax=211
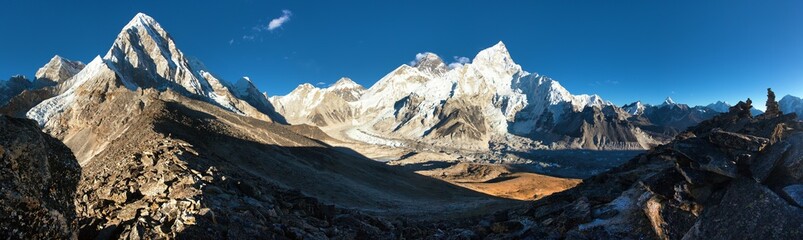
xmin=27 ymin=56 xmax=109 ymax=126
xmin=622 ymin=101 xmax=647 ymax=115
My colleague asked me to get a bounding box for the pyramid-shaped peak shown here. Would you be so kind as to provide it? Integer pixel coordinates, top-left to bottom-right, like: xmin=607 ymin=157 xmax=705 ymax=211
xmin=473 ymin=41 xmax=515 ymax=67
xmin=663 ymin=97 xmax=676 ymax=105
xmin=35 ymin=55 xmax=85 ymax=82
xmin=330 ymin=77 xmax=361 ymax=88
xmin=492 ymin=41 xmax=508 ymax=51
xmin=412 ymin=52 xmax=447 ymax=74
xmin=412 ymin=52 xmax=445 ymax=66
xmin=49 ymin=55 xmax=65 ymax=62
xmin=125 ymin=13 xmax=160 ymax=29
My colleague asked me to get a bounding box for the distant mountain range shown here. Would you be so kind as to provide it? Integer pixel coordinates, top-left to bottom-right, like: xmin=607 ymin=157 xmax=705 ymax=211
xmin=4 ymin=35 xmax=798 ymax=152
xmin=1 ymin=13 xmax=802 ymax=239
xmin=268 ymin=42 xmax=798 ymax=151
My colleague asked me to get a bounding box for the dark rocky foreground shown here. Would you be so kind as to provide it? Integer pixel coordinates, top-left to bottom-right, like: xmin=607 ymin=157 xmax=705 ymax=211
xmin=0 ymin=116 xmax=81 ymax=239
xmin=420 ymin=91 xmax=803 ymax=239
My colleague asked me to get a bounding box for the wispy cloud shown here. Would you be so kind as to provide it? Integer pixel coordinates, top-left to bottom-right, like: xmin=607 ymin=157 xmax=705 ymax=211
xmin=228 ymin=39 xmax=234 ymax=45
xmin=448 ymin=56 xmax=471 ymax=69
xmin=268 ymin=10 xmax=292 ymax=31
xmin=239 ymin=9 xmax=293 ymax=42
xmin=316 ymin=81 xmax=326 ymax=86
xmin=591 ymin=79 xmax=620 ymax=86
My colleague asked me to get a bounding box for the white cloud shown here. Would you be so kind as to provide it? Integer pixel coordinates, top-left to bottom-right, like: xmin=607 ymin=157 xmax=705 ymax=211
xmin=268 ymin=10 xmax=292 ymax=31
xmin=228 ymin=39 xmax=234 ymax=45
xmin=316 ymin=81 xmax=326 ymax=86
xmin=242 ymin=35 xmax=255 ymax=40
xmin=448 ymin=56 xmax=470 ymax=69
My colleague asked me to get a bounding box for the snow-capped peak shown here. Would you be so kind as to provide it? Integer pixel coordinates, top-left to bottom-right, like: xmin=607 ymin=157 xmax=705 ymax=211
xmin=622 ymin=101 xmax=646 ymax=115
xmin=473 ymin=41 xmax=512 ymax=64
xmin=662 ymin=97 xmax=676 ymax=105
xmin=294 ymin=83 xmax=318 ymax=92
xmin=471 ymin=41 xmax=520 ymax=76
xmin=123 ymin=12 xmax=161 ymax=31
xmin=705 ymin=101 xmax=731 ymax=113
xmin=329 ymin=77 xmax=362 ymax=90
xmin=411 ymin=52 xmax=447 ymax=75
xmin=34 ymin=55 xmax=85 ymax=83
xmin=230 ymin=76 xmax=256 ymax=96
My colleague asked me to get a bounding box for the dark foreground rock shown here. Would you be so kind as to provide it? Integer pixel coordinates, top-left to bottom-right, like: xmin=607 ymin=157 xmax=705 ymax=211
xmin=0 ymin=116 xmax=81 ymax=239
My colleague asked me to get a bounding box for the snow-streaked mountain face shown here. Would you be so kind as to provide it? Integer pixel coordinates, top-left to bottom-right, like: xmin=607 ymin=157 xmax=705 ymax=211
xmin=622 ymin=101 xmax=647 ymax=115
xmin=269 ymin=78 xmax=365 ymax=127
xmin=780 ymin=95 xmax=803 ymax=119
xmin=26 ymin=13 xmax=278 ymax=126
xmin=275 ymin=42 xmax=655 ymax=150
xmin=0 ymin=75 xmax=32 ymax=105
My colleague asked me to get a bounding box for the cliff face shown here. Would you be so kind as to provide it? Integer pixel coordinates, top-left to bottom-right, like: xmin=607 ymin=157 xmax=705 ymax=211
xmin=0 ymin=116 xmax=81 ymax=239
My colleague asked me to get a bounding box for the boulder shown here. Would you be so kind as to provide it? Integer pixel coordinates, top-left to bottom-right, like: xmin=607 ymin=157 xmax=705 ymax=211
xmin=708 ymin=129 xmax=769 ymax=151
xmin=644 ymin=196 xmax=697 ymax=240
xmin=776 ymin=132 xmax=803 ymax=184
xmin=682 ymin=178 xmax=803 ymax=240
xmin=673 ymin=139 xmax=738 ymax=179
xmin=750 ymin=141 xmax=790 ymax=183
xmin=0 ymin=116 xmax=81 ymax=239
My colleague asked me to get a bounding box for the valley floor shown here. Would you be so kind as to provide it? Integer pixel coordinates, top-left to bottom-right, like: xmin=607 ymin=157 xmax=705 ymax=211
xmin=307 ymin=124 xmax=641 ymax=203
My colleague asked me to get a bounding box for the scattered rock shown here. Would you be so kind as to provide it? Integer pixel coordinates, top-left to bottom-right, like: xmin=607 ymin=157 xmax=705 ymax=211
xmin=491 ymin=220 xmax=524 ymax=234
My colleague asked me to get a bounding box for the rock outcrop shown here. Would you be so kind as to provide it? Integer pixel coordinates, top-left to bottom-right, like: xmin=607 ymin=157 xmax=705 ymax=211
xmin=0 ymin=116 xmax=81 ymax=239
xmin=764 ymin=88 xmax=782 ymax=118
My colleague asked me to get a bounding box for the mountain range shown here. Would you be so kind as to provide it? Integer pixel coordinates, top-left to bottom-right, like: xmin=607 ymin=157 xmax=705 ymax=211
xmin=268 ymin=44 xmax=796 ymax=152
xmin=1 ymin=13 xmax=802 ymax=239
xmin=2 ymin=17 xmax=798 ymax=153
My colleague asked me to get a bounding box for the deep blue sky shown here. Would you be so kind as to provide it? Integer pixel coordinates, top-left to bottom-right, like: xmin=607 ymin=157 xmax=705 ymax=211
xmin=2 ymin=0 xmax=802 ymax=109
